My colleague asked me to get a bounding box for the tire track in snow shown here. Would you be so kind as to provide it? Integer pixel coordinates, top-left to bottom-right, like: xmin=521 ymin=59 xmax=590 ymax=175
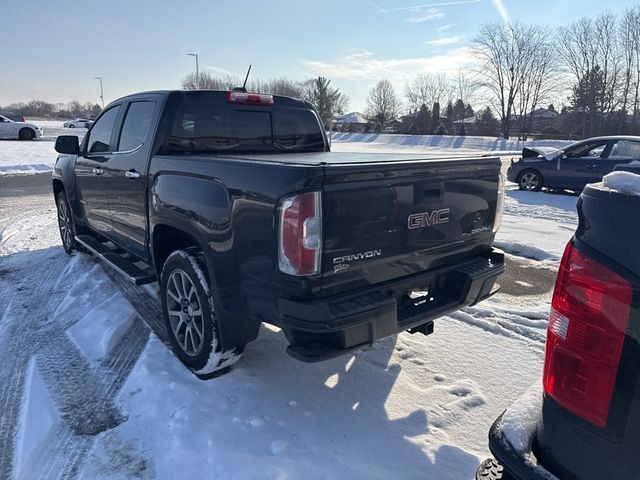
xmin=23 ymin=315 xmax=150 ymax=480
xmin=445 ymin=299 xmax=549 ymax=349
xmin=0 ymin=247 xmax=152 ymax=480
xmin=0 ymin=251 xmax=67 ymax=480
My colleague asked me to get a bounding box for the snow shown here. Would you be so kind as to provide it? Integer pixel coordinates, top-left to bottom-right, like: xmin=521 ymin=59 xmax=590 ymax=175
xmin=497 ymin=382 xmax=559 ymax=480
xmin=0 ymin=137 xmax=586 ymax=479
xmin=0 ymin=120 xmax=83 ymax=175
xmin=331 ymin=133 xmax=572 ymax=155
xmin=602 ymin=171 xmax=640 ymax=196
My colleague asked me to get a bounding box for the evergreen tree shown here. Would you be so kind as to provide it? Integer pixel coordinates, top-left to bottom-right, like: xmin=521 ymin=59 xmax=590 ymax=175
xmin=416 ymin=104 xmax=432 ymax=135
xmin=431 ymin=102 xmax=441 ymax=134
xmin=476 ymin=107 xmax=500 ymax=136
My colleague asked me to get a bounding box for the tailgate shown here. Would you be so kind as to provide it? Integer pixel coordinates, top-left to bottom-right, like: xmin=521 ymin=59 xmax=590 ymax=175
xmin=321 ymin=157 xmax=501 ymax=293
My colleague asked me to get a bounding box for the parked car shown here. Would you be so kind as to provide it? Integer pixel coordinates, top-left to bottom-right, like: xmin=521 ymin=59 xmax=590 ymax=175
xmin=63 ymin=118 xmax=93 ymax=128
xmin=52 ymin=89 xmax=505 ymax=376
xmin=507 ymin=136 xmax=640 ymax=191
xmin=0 ymin=114 xmax=43 ymax=140
xmin=477 ymin=171 xmax=640 ymax=480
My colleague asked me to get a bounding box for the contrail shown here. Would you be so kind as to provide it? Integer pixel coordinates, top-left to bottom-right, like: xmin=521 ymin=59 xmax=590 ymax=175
xmin=369 ymin=1 xmax=394 ymax=17
xmin=490 ymin=0 xmax=510 ymax=23
xmin=384 ymin=0 xmax=483 ymax=12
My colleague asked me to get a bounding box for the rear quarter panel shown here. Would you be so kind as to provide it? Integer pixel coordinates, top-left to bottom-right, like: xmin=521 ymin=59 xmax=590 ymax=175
xmin=148 ymin=155 xmax=325 ymax=332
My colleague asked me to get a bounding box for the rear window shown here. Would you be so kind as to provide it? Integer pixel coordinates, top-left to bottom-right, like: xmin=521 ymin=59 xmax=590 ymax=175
xmin=164 ymin=96 xmax=325 ymax=154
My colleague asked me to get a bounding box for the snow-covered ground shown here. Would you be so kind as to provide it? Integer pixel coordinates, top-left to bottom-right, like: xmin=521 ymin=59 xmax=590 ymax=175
xmin=0 ymin=121 xmax=84 ymax=175
xmin=331 ymin=133 xmax=572 ymax=155
xmin=0 ymin=125 xmax=573 ymax=176
xmin=0 ymin=138 xmax=580 ymax=479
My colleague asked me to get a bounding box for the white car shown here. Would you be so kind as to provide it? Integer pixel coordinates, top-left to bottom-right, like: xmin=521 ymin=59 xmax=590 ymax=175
xmin=0 ymin=115 xmax=43 ymax=140
xmin=63 ymin=118 xmax=92 ymax=128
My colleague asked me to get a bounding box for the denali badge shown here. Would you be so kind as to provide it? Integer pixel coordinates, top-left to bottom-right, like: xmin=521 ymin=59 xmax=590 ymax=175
xmin=408 ymin=208 xmax=450 ymax=229
xmin=332 ymin=249 xmax=382 ymax=274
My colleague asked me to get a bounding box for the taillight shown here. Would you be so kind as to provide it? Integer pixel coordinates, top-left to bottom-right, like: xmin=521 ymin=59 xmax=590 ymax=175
xmin=493 ymin=173 xmax=505 ymax=233
xmin=227 ymin=91 xmax=274 ymax=106
xmin=543 ymin=242 xmax=633 ymax=428
xmin=278 ymin=192 xmax=322 ymax=276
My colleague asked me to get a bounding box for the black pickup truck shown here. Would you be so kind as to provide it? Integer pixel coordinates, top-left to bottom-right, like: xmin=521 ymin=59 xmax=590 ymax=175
xmin=53 ymin=89 xmax=505 ymax=376
xmin=478 ymin=173 xmax=640 ymax=479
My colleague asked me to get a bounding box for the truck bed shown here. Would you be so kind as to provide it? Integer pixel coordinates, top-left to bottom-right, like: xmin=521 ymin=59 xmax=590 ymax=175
xmin=206 ymin=151 xmax=498 ymax=167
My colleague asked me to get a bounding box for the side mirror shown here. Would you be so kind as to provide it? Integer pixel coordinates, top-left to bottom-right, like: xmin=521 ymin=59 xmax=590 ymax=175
xmin=55 ymin=135 xmax=80 ymax=155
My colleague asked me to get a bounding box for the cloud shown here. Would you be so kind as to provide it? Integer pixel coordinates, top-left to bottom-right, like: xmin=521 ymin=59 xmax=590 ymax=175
xmin=437 ymin=23 xmax=455 ymax=32
xmin=205 ymin=66 xmax=241 ymax=77
xmin=490 ymin=0 xmax=510 ymax=23
xmin=406 ymin=7 xmax=445 ymax=23
xmin=427 ymin=35 xmax=463 ymax=46
xmin=301 ymin=49 xmax=477 ymax=82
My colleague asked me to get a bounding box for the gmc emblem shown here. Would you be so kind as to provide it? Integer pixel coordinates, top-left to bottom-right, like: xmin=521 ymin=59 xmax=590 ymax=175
xmin=408 ymin=208 xmax=450 ymax=229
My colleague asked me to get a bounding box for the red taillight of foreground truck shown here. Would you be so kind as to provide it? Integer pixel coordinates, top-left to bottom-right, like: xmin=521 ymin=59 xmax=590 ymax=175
xmin=543 ymin=242 xmax=633 ymax=428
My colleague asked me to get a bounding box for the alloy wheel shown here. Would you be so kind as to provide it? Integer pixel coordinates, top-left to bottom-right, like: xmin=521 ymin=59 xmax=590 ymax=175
xmin=166 ymin=269 xmax=205 ymax=357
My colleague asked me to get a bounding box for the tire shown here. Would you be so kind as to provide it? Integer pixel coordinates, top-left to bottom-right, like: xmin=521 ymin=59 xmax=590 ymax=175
xmin=517 ymin=169 xmax=543 ymax=191
xmin=160 ymin=250 xmax=244 ymax=377
xmin=68 ymin=124 xmax=76 ymax=128
xmin=476 ymin=458 xmax=515 ymax=480
xmin=56 ymin=191 xmax=79 ymax=255
xmin=18 ymin=128 xmax=36 ymax=141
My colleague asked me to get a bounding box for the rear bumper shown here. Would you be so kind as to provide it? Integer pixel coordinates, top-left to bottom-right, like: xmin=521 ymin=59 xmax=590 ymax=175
xmin=279 ymin=248 xmax=504 ymax=362
xmin=477 ymin=413 xmax=557 ymax=480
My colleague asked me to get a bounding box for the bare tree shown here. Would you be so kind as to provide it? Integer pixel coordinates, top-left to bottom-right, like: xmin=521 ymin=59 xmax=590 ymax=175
xmin=366 ymin=79 xmax=400 ymax=132
xmin=619 ymin=6 xmax=640 ymax=134
xmin=557 ymin=12 xmax=623 ymax=136
xmin=405 ymin=73 xmax=454 ymax=112
xmin=472 ymin=22 xmax=552 ymax=138
xmin=514 ymin=26 xmax=559 ymax=137
xmin=181 ymin=71 xmax=238 ymax=90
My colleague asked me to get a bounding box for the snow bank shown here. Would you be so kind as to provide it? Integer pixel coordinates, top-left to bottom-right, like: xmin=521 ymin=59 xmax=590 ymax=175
xmin=602 ymin=171 xmax=640 ymax=196
xmin=331 ymin=133 xmax=571 ymax=155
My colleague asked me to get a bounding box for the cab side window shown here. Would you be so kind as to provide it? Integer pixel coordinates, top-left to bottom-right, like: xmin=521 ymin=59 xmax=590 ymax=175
xmin=86 ymin=106 xmax=120 ymax=154
xmin=117 ymin=101 xmax=155 ymax=152
xmin=566 ymin=142 xmax=607 ymax=159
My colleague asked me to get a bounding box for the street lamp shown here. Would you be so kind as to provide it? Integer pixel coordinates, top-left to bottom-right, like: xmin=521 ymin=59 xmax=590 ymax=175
xmin=187 ymin=53 xmax=199 ymax=88
xmin=94 ymin=76 xmax=104 ymax=108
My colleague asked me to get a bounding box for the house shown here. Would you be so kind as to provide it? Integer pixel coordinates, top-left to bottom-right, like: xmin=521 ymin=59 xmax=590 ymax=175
xmin=333 ymin=112 xmax=368 ymax=133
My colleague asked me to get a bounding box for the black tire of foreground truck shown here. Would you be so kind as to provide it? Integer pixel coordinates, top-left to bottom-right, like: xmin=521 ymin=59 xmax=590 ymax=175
xmin=160 ymin=250 xmax=244 ymax=378
xmin=56 ymin=192 xmax=80 ymax=255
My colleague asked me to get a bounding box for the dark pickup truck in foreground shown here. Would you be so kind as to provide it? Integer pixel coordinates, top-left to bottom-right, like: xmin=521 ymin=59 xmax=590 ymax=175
xmin=53 ymin=89 xmax=505 ymax=376
xmin=478 ymin=172 xmax=640 ymax=479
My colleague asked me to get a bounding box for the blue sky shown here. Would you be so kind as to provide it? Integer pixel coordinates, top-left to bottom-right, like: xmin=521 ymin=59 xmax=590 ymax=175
xmin=1 ymin=0 xmax=633 ymax=111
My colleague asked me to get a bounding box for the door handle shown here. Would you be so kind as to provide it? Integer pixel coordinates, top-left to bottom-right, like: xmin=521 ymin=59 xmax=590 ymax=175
xmin=125 ymin=170 xmax=141 ymax=179
xmin=92 ymin=167 xmax=104 ymax=175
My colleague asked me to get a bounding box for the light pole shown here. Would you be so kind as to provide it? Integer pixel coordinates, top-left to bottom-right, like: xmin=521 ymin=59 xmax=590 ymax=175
xmin=94 ymin=76 xmax=104 ymax=108
xmin=188 ymin=53 xmax=199 ymax=88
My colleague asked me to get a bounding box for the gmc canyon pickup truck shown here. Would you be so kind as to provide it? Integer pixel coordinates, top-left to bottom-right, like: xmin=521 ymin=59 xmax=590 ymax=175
xmin=53 ymin=89 xmax=505 ymax=376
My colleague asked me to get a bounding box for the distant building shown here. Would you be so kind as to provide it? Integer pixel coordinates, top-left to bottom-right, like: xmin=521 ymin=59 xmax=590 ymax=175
xmin=333 ymin=112 xmax=368 ymax=132
xmin=383 ymin=118 xmax=402 ymax=133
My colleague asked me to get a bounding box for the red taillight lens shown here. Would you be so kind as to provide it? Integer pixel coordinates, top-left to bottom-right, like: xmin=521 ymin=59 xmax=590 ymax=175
xmin=278 ymin=192 xmax=322 ymax=276
xmin=543 ymin=243 xmax=633 ymax=428
xmin=227 ymin=91 xmax=274 ymax=106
